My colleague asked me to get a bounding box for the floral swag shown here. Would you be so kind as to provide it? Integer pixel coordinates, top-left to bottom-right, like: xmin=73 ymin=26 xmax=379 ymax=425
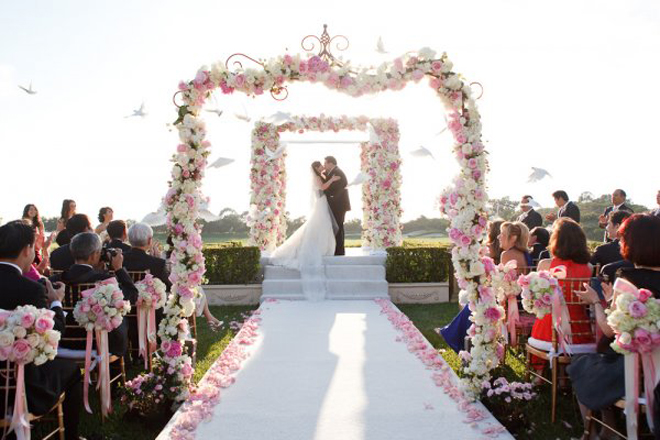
xmin=162 ymin=44 xmax=489 ymax=402
xmin=247 ymin=115 xmax=403 ymax=251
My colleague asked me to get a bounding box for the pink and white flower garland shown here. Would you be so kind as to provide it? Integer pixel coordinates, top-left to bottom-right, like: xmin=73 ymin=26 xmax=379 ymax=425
xmin=375 ymin=299 xmax=506 ymax=438
xmin=170 ymin=46 xmax=484 ymax=398
xmin=248 ymin=115 xmax=402 ymax=251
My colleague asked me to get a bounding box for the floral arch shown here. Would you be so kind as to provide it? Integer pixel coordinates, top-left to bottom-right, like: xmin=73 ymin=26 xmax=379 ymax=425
xmin=161 ymin=25 xmax=493 ymax=401
xmin=247 ymin=115 xmax=402 ymax=251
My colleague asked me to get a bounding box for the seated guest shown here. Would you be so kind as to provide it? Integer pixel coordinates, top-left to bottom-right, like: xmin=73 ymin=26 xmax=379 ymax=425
xmin=22 ymin=203 xmax=50 ymax=266
xmin=652 ymin=189 xmax=660 ymax=217
xmin=95 ymin=206 xmax=114 ymax=234
xmin=440 ymin=221 xmax=504 ymax=353
xmin=124 ymin=223 xmax=170 ymax=289
xmin=568 ymin=214 xmax=660 ymax=438
xmin=530 ymin=218 xmax=592 ymax=370
xmin=55 ymin=199 xmax=77 ymax=246
xmin=107 ymin=220 xmax=132 ymax=254
xmin=59 ymin=232 xmax=137 ymax=356
xmin=591 ymin=210 xmax=632 ymax=268
xmin=499 ymin=221 xmax=532 ymax=268
xmin=0 ymin=221 xmax=82 ymax=440
xmin=50 ymin=214 xmax=93 ymax=271
xmin=516 ymin=195 xmax=543 ymax=231
xmin=545 ymin=190 xmax=580 ymax=224
xmin=528 ymin=226 xmax=550 ymax=265
xmin=598 ymin=189 xmax=633 ymax=242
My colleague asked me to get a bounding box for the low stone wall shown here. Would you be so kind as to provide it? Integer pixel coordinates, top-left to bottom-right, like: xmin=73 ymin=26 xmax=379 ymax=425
xmin=203 ymin=282 xmax=450 ymax=305
xmin=388 ymin=283 xmax=449 ymax=304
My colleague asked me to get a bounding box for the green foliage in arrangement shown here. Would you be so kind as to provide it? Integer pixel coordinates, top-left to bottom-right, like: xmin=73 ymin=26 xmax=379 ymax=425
xmin=203 ymin=242 xmax=261 ymax=285
xmin=385 ymin=245 xmax=452 ymax=283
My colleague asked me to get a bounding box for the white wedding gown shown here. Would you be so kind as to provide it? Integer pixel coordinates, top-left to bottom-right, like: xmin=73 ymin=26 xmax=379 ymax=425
xmin=270 ymin=175 xmax=337 ymax=301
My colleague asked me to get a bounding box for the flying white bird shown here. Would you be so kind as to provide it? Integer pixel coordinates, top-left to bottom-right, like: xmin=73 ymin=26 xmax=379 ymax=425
xmin=208 ymin=157 xmax=235 ymax=168
xmin=265 ymin=143 xmax=287 ymax=161
xmin=18 ymin=82 xmax=37 ymax=95
xmin=126 ymin=102 xmax=147 ymax=118
xmin=265 ymin=111 xmax=294 ymax=125
xmin=205 ymin=108 xmax=224 ymax=117
xmin=347 ymin=172 xmax=369 ymax=187
xmin=367 ymin=123 xmax=382 ymax=145
xmin=522 ymin=198 xmax=542 ymax=209
xmin=527 ymin=167 xmax=552 ymax=183
xmin=199 ymin=201 xmax=221 ymax=222
xmin=142 ymin=203 xmax=167 ymax=226
xmin=376 ymin=36 xmax=388 ymax=54
xmin=234 ymin=104 xmax=251 ymax=123
xmin=410 ymin=145 xmax=435 ymax=160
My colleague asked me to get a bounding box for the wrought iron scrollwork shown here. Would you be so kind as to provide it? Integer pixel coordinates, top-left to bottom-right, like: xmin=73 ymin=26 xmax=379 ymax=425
xmin=301 ymin=24 xmax=349 ymax=66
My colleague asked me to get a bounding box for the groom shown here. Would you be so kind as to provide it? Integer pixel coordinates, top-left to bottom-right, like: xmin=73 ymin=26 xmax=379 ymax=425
xmin=323 ymin=156 xmax=350 ymax=256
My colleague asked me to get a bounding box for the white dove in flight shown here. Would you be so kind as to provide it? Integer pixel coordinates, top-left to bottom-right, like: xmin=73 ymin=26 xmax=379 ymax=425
xmin=234 ymin=104 xmax=251 ymax=123
xmin=347 ymin=172 xmax=369 ymax=187
xmin=265 ymin=143 xmax=287 ymax=161
xmin=18 ymin=82 xmax=37 ymax=95
xmin=126 ymin=102 xmax=147 ymax=118
xmin=199 ymin=201 xmax=221 ymax=222
xmin=376 ymin=36 xmax=388 ymax=54
xmin=209 ymin=157 xmax=235 ymax=168
xmin=410 ymin=145 xmax=435 ymax=160
xmin=142 ymin=203 xmax=167 ymax=226
xmin=265 ymin=111 xmax=294 ymax=125
xmin=205 ymin=108 xmax=224 ymax=117
xmin=528 ymin=167 xmax=552 ymax=183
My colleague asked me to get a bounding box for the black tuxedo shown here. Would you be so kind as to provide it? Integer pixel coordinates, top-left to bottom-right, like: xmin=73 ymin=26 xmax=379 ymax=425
xmin=324 ymin=166 xmax=351 ymax=256
xmin=530 ymin=243 xmax=547 ymax=265
xmin=652 ymin=208 xmax=660 ymax=218
xmin=123 ymin=248 xmax=172 ymax=290
xmin=56 ymin=264 xmax=137 ymax=356
xmin=108 ymin=238 xmax=132 ymax=255
xmin=50 ymin=244 xmax=74 ymax=271
xmin=0 ymin=264 xmax=81 ymax=439
xmin=517 ymin=209 xmax=542 ymax=231
xmin=590 ymin=240 xmax=623 ymax=268
xmin=557 ymin=201 xmax=580 ymax=223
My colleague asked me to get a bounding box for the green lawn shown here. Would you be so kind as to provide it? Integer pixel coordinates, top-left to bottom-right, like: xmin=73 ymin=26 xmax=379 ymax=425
xmin=57 ymin=303 xmax=584 ymax=439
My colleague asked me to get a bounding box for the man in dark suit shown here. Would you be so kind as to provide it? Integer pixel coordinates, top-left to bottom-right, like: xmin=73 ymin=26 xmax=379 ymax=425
xmin=323 ymin=156 xmax=351 ymax=256
xmin=50 ymin=213 xmax=93 ymax=271
xmin=0 ymin=221 xmax=82 ymax=440
xmin=591 ymin=210 xmax=632 ymax=268
xmin=107 ymin=220 xmax=132 ymax=255
xmin=651 ymin=190 xmax=660 ymax=217
xmin=123 ymin=222 xmax=171 ymax=290
xmin=598 ymin=189 xmax=634 ymax=242
xmin=57 ymin=232 xmax=137 ymax=356
xmin=545 ymin=190 xmax=580 ymax=223
xmin=516 ymin=195 xmax=543 ymax=231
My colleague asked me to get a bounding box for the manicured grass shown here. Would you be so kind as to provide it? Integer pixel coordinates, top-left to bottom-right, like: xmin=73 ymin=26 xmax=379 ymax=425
xmin=57 ymin=303 xmax=584 ymax=439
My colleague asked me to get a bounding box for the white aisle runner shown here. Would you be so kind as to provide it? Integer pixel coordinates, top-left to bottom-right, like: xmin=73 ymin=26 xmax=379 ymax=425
xmin=159 ymin=301 xmax=512 ymax=440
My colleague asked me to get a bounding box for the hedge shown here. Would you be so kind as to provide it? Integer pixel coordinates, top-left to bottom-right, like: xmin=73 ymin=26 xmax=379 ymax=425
xmin=202 ymin=242 xmax=261 ymax=285
xmin=385 ymin=246 xmax=452 ymax=283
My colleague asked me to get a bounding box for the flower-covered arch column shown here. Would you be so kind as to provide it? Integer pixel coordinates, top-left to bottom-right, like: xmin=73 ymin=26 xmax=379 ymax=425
xmin=246 ymin=115 xmax=402 ymax=251
xmin=163 ymin=26 xmax=492 ymax=401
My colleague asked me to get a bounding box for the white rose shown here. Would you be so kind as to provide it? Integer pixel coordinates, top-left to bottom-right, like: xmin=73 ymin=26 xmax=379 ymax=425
xmin=619 ymin=332 xmax=632 ymax=345
xmin=0 ymin=331 xmax=14 ymax=347
xmin=12 ymin=326 xmax=26 ymax=339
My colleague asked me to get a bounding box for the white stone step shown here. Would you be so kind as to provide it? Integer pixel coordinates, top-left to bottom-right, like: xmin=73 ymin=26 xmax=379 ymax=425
xmin=326 ymin=280 xmax=389 ymax=299
xmin=324 ymin=264 xmax=385 ymax=280
xmin=322 ymin=255 xmax=386 ymax=266
xmin=264 ymin=266 xmax=301 ymax=280
xmin=262 ymin=279 xmax=303 ymax=296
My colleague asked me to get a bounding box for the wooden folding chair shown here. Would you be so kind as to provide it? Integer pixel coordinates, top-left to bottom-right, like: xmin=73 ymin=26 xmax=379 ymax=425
xmin=525 ymin=277 xmax=598 ymax=422
xmin=0 ymin=361 xmax=65 ymax=440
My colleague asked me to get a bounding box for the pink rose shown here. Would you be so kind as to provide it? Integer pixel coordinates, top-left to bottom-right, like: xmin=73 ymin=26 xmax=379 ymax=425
xmin=634 ymin=328 xmax=653 ymax=352
xmin=177 ymin=144 xmax=187 ymax=153
xmin=21 ymin=313 xmax=35 ymax=328
xmin=431 ymin=61 xmax=443 ymax=72
xmin=484 ymin=307 xmax=502 ymax=322
xmin=181 ymin=363 xmax=193 ymax=377
xmin=234 ymin=74 xmax=245 ymax=88
xmin=412 ymin=69 xmax=425 ymax=81
xmin=283 ymin=54 xmax=292 ymax=65
xmin=167 ymin=341 xmax=182 ymax=358
xmin=161 ymin=340 xmax=172 ymax=353
xmin=460 ymin=235 xmax=471 ymax=247
xmin=541 ymin=293 xmax=552 ymax=305
xmin=12 ymin=339 xmax=31 ymax=361
xmin=636 ymin=289 xmax=653 ymax=303
xmin=340 ymin=76 xmax=353 ymax=88
xmin=629 ymin=301 xmax=648 ymax=319
xmin=114 ymin=300 xmax=125 ymax=309
xmin=34 ymin=317 xmax=54 ymax=334
xmin=111 ymin=316 xmax=122 ymax=329
xmin=92 ymin=305 xmax=103 ymax=315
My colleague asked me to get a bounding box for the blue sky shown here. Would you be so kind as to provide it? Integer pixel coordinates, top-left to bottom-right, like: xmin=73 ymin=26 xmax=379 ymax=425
xmin=1 ymin=0 xmax=659 ymax=225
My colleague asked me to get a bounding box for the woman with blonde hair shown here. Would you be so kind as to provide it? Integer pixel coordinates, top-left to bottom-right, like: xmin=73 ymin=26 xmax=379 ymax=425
xmin=498 ymin=221 xmax=532 ymax=269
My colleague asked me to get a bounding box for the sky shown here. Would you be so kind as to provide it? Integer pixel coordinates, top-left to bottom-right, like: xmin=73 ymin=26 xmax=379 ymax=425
xmin=1 ymin=0 xmax=659 ymax=226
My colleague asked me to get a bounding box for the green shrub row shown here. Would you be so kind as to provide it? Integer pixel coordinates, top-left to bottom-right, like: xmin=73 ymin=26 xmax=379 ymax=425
xmin=203 ymin=242 xmax=261 ymax=285
xmin=385 ymin=246 xmax=452 ymax=283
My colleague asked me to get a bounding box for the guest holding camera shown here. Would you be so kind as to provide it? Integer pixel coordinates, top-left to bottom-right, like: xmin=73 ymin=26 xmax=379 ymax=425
xmin=107 ymin=220 xmax=132 ymax=255
xmin=50 ymin=214 xmax=93 ymax=271
xmin=0 ymin=220 xmax=83 ymax=440
xmin=58 ymin=232 xmax=137 ymax=356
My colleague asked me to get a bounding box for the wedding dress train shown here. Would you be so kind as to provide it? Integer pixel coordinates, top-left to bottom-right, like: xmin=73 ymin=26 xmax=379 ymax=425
xmin=270 ymin=177 xmax=337 ymax=301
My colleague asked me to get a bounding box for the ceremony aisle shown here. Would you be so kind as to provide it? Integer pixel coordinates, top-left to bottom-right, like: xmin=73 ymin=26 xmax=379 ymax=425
xmin=159 ymin=300 xmax=512 ymax=439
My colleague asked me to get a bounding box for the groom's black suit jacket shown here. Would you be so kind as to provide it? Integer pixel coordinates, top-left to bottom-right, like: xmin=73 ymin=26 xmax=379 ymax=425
xmin=324 ymin=166 xmax=351 ymax=215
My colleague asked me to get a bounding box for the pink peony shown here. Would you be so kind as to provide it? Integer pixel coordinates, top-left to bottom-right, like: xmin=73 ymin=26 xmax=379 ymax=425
xmin=634 ymin=328 xmax=653 ymax=352
xmin=12 ymin=339 xmax=31 ymax=361
xmin=629 ymin=301 xmax=648 ymax=319
xmin=484 ymin=307 xmax=502 ymax=322
xmin=34 ymin=317 xmax=54 ymax=334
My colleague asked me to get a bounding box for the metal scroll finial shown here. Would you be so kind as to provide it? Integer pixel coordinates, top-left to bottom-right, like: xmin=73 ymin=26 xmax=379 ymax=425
xmin=301 ymin=24 xmax=349 ymax=66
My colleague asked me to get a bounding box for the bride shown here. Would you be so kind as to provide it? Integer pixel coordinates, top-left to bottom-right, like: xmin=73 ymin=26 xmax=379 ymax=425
xmin=270 ymin=161 xmax=340 ymax=300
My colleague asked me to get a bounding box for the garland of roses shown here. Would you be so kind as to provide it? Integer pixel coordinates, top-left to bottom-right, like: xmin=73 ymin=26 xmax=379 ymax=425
xmin=247 ymin=115 xmax=402 ymax=251
xmin=166 ymin=46 xmax=488 ymax=402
